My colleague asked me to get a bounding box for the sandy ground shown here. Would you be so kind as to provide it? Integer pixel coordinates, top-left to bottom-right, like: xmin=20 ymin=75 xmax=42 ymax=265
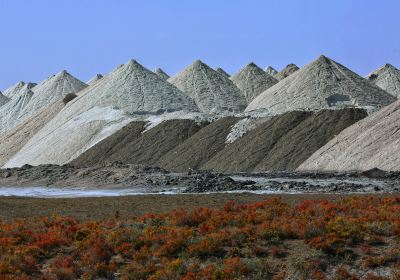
xmin=1 ymin=192 xmax=398 ymax=221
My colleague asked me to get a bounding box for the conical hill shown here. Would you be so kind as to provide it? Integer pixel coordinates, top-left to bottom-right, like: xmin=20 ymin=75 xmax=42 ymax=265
xmin=168 ymin=60 xmax=247 ymax=113
xmin=231 ymin=62 xmax=278 ymax=102
xmin=246 ymin=55 xmax=396 ymax=114
xmin=366 ymin=64 xmax=400 ymax=98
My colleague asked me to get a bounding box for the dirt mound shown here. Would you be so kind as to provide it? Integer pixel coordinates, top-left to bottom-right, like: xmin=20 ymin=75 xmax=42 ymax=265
xmin=0 ymin=92 xmax=9 ymax=107
xmin=2 ymin=82 xmax=24 ymax=98
xmin=203 ymin=109 xmax=367 ymax=172
xmin=4 ymin=59 xmax=199 ymax=167
xmin=168 ymin=60 xmax=246 ymax=113
xmin=56 ymin=60 xmax=198 ymax=116
xmin=72 ymin=119 xmax=205 ymax=167
xmin=265 ymin=66 xmax=278 ymax=76
xmin=19 ymin=70 xmax=87 ymax=118
xmin=0 ymin=83 xmax=35 ymax=133
xmin=231 ymin=62 xmax=278 ymax=102
xmin=274 ymin=63 xmax=299 ymax=80
xmin=153 ymin=68 xmax=170 ymax=80
xmin=298 ymin=99 xmax=400 ymax=171
xmin=360 ymin=168 xmax=389 ymax=179
xmin=70 ymin=121 xmax=146 ymax=167
xmin=2 ymin=81 xmax=36 ymax=98
xmin=62 ymin=93 xmax=77 ymax=104
xmin=366 ymin=64 xmax=400 ymax=98
xmin=157 ymin=117 xmax=239 ymax=172
xmin=1 ymin=71 xmax=87 ymax=134
xmin=246 ymin=55 xmax=396 ymax=114
xmin=0 ymin=164 xmax=252 ymax=192
xmin=0 ymin=100 xmax=64 ymax=167
xmin=87 ymin=74 xmax=103 ymax=85
xmin=216 ymin=67 xmax=230 ymax=78
xmin=203 ymin=111 xmax=310 ymax=172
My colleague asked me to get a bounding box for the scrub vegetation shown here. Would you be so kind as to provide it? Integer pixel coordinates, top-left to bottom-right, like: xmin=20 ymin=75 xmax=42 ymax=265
xmin=1 ymin=196 xmax=400 ymax=279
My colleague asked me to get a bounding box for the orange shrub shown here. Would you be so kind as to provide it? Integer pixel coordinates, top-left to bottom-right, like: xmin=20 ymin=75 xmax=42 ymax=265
xmin=0 ymin=197 xmax=399 ymax=279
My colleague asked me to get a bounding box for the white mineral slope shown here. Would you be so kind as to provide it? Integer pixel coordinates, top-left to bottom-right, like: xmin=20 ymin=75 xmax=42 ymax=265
xmin=3 ymin=82 xmax=24 ymax=98
xmin=0 ymin=83 xmax=35 ymax=133
xmin=153 ymin=68 xmax=170 ymax=80
xmin=168 ymin=60 xmax=247 ymax=113
xmin=231 ymin=62 xmax=278 ymax=102
xmin=245 ymin=55 xmax=397 ymax=115
xmin=274 ymin=63 xmax=299 ymax=80
xmin=3 ymin=81 xmax=36 ymax=98
xmin=87 ymin=74 xmax=103 ymax=85
xmin=16 ymin=70 xmax=88 ymax=124
xmin=4 ymin=59 xmax=199 ymax=167
xmin=265 ymin=66 xmax=278 ymax=76
xmin=25 ymin=70 xmax=87 ymax=110
xmin=0 ymin=100 xmax=64 ymax=166
xmin=298 ymin=99 xmax=400 ymax=172
xmin=0 ymin=72 xmax=86 ymax=134
xmin=366 ymin=64 xmax=400 ymax=98
xmin=216 ymin=67 xmax=230 ymax=78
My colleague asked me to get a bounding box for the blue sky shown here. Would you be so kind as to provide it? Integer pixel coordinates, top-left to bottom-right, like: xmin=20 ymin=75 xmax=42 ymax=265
xmin=0 ymin=0 xmax=399 ymax=90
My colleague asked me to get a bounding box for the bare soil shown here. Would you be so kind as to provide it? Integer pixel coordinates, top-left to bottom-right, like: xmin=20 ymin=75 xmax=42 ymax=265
xmin=0 ymin=192 xmax=395 ymax=221
xmin=204 ymin=108 xmax=367 ymax=172
xmin=72 ymin=119 xmax=205 ymax=167
xmin=157 ymin=116 xmax=239 ymax=171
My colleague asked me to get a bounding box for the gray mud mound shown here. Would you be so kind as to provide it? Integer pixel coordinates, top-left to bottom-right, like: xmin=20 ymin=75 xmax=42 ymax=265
xmin=168 ymin=60 xmax=247 ymax=113
xmin=265 ymin=66 xmax=278 ymax=76
xmin=298 ymin=99 xmax=400 ymax=172
xmin=231 ymin=62 xmax=278 ymax=102
xmin=72 ymin=119 xmax=205 ymax=167
xmin=246 ymin=55 xmax=396 ymax=114
xmin=19 ymin=70 xmax=87 ymax=118
xmin=274 ymin=63 xmax=299 ymax=80
xmin=4 ymin=60 xmax=199 ymax=167
xmin=366 ymin=64 xmax=400 ymax=98
xmin=0 ymin=164 xmax=252 ymax=191
xmin=204 ymin=109 xmax=367 ymax=172
xmin=0 ymin=100 xmax=64 ymax=166
xmin=0 ymin=83 xmax=35 ymax=133
xmin=216 ymin=67 xmax=230 ymax=78
xmin=2 ymin=81 xmax=36 ymax=98
xmin=360 ymin=168 xmax=388 ymax=179
xmin=3 ymin=82 xmax=23 ymax=98
xmin=87 ymin=74 xmax=103 ymax=85
xmin=0 ymin=92 xmax=9 ymax=107
xmin=57 ymin=60 xmax=199 ymax=115
xmin=153 ymin=68 xmax=170 ymax=80
xmin=1 ymin=71 xmax=87 ymax=134
xmin=157 ymin=117 xmax=239 ymax=172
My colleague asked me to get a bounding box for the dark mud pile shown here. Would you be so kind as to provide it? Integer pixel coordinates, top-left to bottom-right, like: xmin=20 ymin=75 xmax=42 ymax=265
xmin=0 ymin=163 xmax=252 ymax=191
xmin=184 ymin=167 xmax=400 ymax=193
xmin=204 ymin=108 xmax=367 ymax=172
xmin=1 ymin=164 xmax=399 ymax=194
xmin=72 ymin=119 xmax=206 ymax=168
xmin=185 ymin=178 xmax=394 ymax=193
xmin=71 ymin=109 xmax=365 ymax=173
xmin=157 ymin=116 xmax=239 ymax=172
xmin=71 ymin=121 xmax=146 ymax=167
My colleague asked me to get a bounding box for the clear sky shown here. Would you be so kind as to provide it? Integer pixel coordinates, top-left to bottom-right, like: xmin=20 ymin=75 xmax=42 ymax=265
xmin=0 ymin=0 xmax=399 ymax=90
